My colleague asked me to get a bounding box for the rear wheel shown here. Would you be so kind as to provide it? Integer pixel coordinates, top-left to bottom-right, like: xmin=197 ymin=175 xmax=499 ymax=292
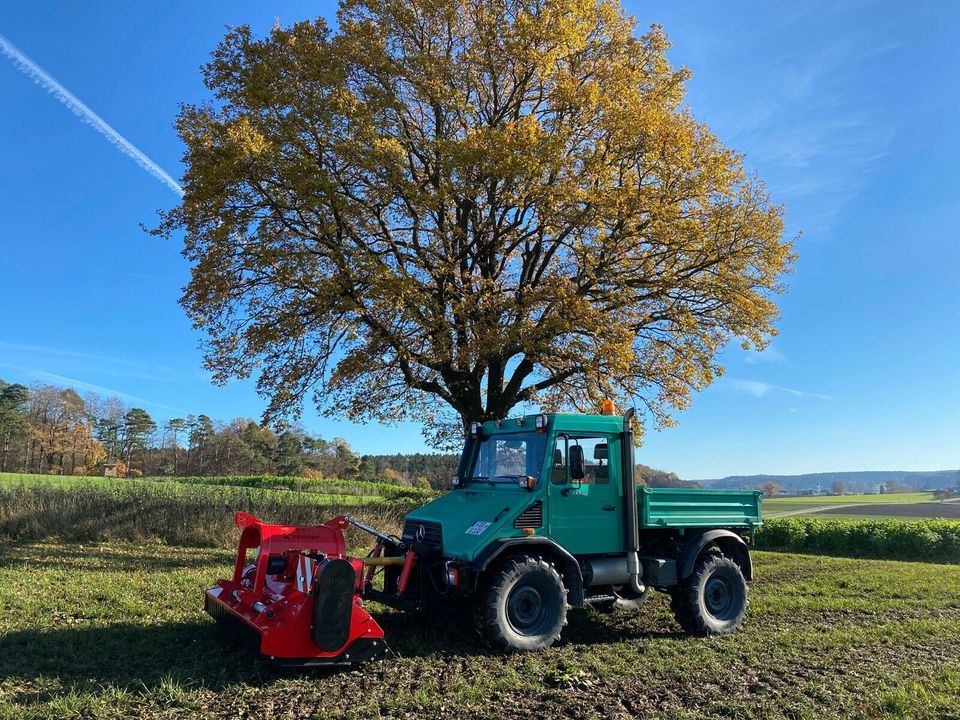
xmin=670 ymin=554 xmax=748 ymax=635
xmin=476 ymin=555 xmax=567 ymax=651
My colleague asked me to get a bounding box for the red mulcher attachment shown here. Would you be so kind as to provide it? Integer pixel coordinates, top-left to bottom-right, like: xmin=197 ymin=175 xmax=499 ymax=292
xmin=204 ymin=512 xmax=391 ymax=666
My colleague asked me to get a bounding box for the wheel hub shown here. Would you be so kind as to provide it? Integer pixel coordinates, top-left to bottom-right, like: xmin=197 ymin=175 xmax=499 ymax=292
xmin=704 ymin=575 xmax=733 ymax=617
xmin=508 ymin=585 xmax=545 ymax=630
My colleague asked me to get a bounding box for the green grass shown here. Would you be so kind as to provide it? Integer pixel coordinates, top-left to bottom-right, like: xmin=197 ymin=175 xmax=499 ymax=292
xmin=765 ymin=492 xmax=935 ymax=505
xmin=0 ymin=483 xmax=416 ymax=548
xmin=1 ymin=544 xmax=958 ymax=719
xmin=0 ymin=473 xmax=432 ymax=548
xmin=2 ymin=478 xmax=959 ymax=717
xmin=0 ymin=471 xmax=437 ymax=498
xmin=0 ymin=472 xmax=390 ymax=506
xmin=133 ymin=473 xmax=435 ymax=500
xmin=765 ymin=492 xmax=935 ymax=516
xmin=816 ymin=513 xmax=960 ymax=522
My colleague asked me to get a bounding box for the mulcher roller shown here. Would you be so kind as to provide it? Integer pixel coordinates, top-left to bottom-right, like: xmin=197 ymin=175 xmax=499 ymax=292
xmin=204 ymin=512 xmax=392 ymax=665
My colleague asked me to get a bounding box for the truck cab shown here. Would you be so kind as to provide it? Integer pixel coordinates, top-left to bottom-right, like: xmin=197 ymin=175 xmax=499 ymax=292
xmin=390 ymin=410 xmax=762 ymax=651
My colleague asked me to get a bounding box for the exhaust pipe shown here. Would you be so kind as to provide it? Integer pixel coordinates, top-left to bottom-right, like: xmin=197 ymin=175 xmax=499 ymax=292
xmin=621 ymin=408 xmax=645 ymax=595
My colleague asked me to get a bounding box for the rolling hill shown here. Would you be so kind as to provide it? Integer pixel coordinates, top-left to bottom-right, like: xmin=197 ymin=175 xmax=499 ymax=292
xmin=697 ymin=469 xmax=959 ymax=493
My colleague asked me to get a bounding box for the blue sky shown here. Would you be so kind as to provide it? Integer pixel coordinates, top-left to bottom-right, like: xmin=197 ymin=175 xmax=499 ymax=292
xmin=0 ymin=1 xmax=957 ymax=478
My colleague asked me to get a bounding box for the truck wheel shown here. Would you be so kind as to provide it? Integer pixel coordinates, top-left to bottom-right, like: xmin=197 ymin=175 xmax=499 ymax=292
xmin=477 ymin=555 xmax=567 ymax=651
xmin=670 ymin=554 xmax=748 ymax=635
xmin=595 ymin=584 xmax=651 ymax=613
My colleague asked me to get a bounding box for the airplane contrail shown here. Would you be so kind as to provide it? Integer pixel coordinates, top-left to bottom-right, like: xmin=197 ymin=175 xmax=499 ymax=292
xmin=0 ymin=32 xmax=184 ymax=197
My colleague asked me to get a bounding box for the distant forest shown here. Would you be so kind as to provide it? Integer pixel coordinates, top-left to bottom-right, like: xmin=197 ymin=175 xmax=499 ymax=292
xmin=0 ymin=377 xmax=697 ymax=489
xmin=0 ymin=377 xmax=457 ymax=486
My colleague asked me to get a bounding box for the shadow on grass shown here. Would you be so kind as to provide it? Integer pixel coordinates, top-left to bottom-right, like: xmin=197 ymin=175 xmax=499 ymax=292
xmin=375 ymin=603 xmax=685 ymax=661
xmin=0 ymin=619 xmax=282 ymax=694
xmin=2 ymin=607 xmax=685 ymax=698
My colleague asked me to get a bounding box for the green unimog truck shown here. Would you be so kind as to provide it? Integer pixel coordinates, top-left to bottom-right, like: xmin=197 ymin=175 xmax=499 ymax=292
xmin=366 ymin=408 xmax=762 ymax=651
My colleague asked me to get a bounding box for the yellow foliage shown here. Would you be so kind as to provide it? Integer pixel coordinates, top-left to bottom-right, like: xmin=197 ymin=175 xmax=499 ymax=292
xmin=225 ymin=117 xmax=270 ymax=158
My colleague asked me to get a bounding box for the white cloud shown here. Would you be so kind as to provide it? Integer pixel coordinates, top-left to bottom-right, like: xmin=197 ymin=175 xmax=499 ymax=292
xmin=744 ymin=345 xmax=787 ymax=364
xmin=0 ymin=342 xmax=189 ymax=384
xmin=0 ymin=364 xmax=181 ymax=413
xmin=685 ymin=20 xmax=901 ymax=236
xmin=0 ymin=33 xmax=183 ymax=197
xmin=728 ymin=380 xmax=775 ymax=397
xmin=727 ymin=379 xmax=832 ymax=401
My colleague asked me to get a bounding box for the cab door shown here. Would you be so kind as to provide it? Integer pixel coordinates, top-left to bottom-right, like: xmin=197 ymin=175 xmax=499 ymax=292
xmin=547 ymin=434 xmax=623 ymax=555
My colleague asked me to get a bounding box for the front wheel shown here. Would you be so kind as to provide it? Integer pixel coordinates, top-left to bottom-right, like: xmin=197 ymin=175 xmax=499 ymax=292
xmin=476 ymin=555 xmax=567 ymax=651
xmin=670 ymin=554 xmax=748 ymax=635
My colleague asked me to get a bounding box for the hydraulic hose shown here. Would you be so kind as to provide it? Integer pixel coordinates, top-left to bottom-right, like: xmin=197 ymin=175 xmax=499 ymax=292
xmin=345 ymin=515 xmax=405 ymax=550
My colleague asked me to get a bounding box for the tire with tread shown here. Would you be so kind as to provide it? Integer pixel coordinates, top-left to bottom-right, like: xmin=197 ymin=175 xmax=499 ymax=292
xmin=669 ymin=554 xmax=748 ymax=635
xmin=475 ymin=555 xmax=567 ymax=651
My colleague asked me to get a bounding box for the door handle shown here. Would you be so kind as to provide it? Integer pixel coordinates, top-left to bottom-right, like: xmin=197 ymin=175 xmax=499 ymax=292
xmin=601 ymin=504 xmax=616 ymax=512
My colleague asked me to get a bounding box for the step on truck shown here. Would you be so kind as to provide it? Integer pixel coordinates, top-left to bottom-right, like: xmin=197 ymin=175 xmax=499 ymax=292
xmin=205 ymin=408 xmax=763 ymax=664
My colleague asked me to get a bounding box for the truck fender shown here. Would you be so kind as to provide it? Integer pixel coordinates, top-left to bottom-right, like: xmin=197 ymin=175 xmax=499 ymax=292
xmin=678 ymin=530 xmax=753 ymax=581
xmin=472 ymin=538 xmax=585 ymax=607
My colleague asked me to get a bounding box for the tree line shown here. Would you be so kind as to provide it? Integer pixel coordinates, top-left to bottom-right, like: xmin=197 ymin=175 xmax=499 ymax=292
xmin=0 ymin=378 xmax=457 ymax=485
xmin=0 ymin=377 xmax=698 ymax=489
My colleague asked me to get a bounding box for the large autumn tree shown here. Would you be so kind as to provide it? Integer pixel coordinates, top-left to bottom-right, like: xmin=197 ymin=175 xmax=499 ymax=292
xmin=157 ymin=0 xmax=793 ymax=445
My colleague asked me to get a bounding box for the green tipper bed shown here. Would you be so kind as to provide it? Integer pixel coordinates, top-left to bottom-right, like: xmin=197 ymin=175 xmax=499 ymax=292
xmin=638 ymin=487 xmax=763 ymax=529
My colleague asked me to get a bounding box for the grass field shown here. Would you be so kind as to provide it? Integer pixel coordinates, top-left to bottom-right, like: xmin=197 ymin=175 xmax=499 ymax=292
xmin=3 ymin=476 xmax=960 ymax=717
xmin=0 ymin=472 xmax=434 ymax=508
xmin=801 ymin=513 xmax=946 ymax=522
xmin=1 ymin=543 xmax=959 ymax=719
xmin=764 ymin=492 xmax=937 ymax=516
xmin=818 ymin=503 xmax=960 ymax=519
xmin=764 ymin=492 xmax=960 ymax=525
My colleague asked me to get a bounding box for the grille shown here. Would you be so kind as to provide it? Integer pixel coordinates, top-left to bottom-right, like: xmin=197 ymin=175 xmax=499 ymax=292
xmin=514 ymin=500 xmax=543 ymax=529
xmin=402 ymin=519 xmax=443 ymax=551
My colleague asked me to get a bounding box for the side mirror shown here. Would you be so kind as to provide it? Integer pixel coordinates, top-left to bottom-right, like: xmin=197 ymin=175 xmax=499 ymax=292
xmin=569 ymin=445 xmax=585 ymax=482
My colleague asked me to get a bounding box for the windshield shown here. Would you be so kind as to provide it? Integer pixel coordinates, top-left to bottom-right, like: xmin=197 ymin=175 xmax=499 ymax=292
xmin=467 ymin=431 xmax=547 ymax=484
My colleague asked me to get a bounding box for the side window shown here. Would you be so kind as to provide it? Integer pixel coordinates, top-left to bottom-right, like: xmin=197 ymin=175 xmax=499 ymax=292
xmin=551 ymin=441 xmax=567 ymax=484
xmin=551 ymin=436 xmax=611 ymax=485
